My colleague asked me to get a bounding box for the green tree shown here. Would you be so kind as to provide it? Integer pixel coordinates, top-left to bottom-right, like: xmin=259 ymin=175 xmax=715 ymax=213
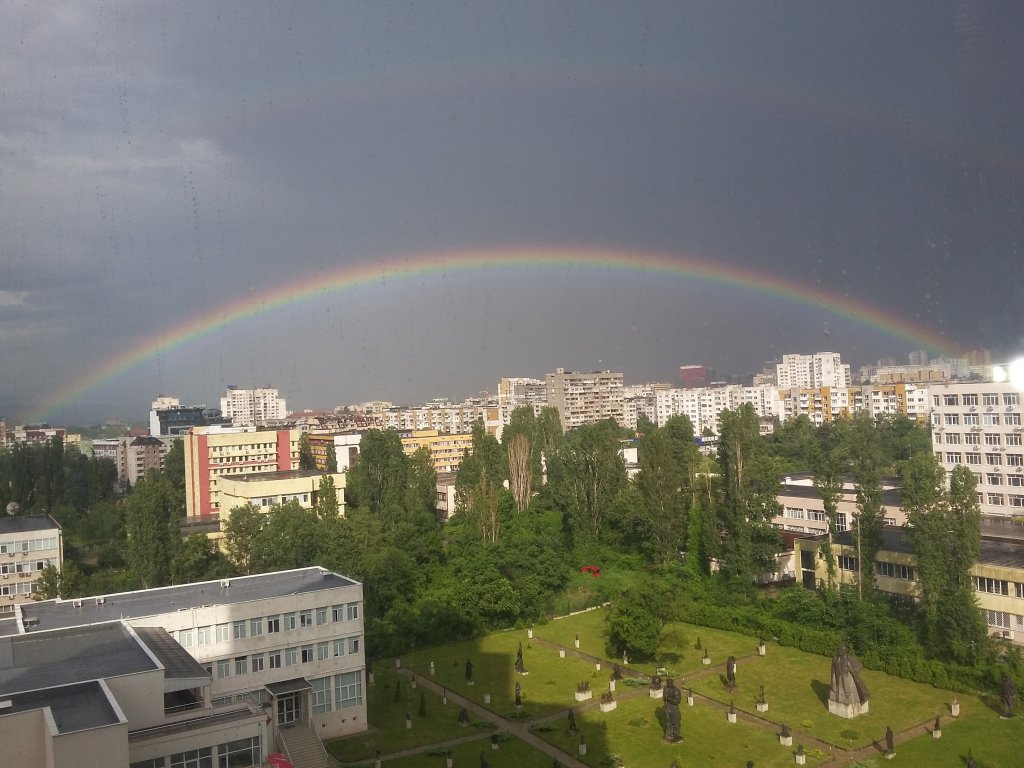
xmin=455 ymin=420 xmax=506 ymax=543
xmin=223 ymin=504 xmax=266 ymax=574
xmin=317 ymin=474 xmax=340 ymax=518
xmin=812 ymin=421 xmax=849 ymax=591
xmin=607 ymin=581 xmax=672 ymax=659
xmin=552 ymin=420 xmax=626 ymax=543
xmin=124 ymin=473 xmax=180 ymax=588
xmin=634 ymin=425 xmax=686 ymax=565
xmin=325 ymin=442 xmax=338 ymax=473
xmin=172 ymin=533 xmax=233 ymax=584
xmin=298 ymin=433 xmax=316 ymax=470
xmin=849 ymin=412 xmax=885 ymax=598
xmin=347 ymin=430 xmax=408 ymax=517
xmin=33 ymin=563 xmax=62 ymax=600
xmin=716 ymin=404 xmax=783 ymax=583
xmin=504 ymin=407 xmax=540 ymax=513
xmin=163 ymin=439 xmax=186 ymax=493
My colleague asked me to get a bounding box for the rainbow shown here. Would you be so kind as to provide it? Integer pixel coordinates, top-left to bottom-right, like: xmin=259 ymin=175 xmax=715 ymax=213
xmin=29 ymin=246 xmax=962 ymax=422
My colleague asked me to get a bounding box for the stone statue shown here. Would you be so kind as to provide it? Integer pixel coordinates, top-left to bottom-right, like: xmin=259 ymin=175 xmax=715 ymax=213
xmin=567 ymin=708 xmax=577 ymax=733
xmin=967 ymin=751 xmax=978 ymax=768
xmin=465 ymin=658 xmax=474 ymax=683
xmin=514 ymin=681 xmax=522 ymax=707
xmin=479 ymin=750 xmax=490 ymax=768
xmin=726 ymin=655 xmax=737 ymax=688
xmin=1001 ymin=673 xmax=1017 ymax=718
xmin=885 ymin=725 xmax=894 ymax=755
xmin=458 ymin=707 xmax=470 ymax=726
xmin=663 ymin=677 xmax=682 ymax=742
xmin=829 ymin=645 xmax=870 ymax=717
xmin=515 ymin=642 xmax=527 ymax=674
xmin=650 ymin=674 xmax=662 ymax=690
xmin=757 ymin=685 xmax=766 ymax=705
xmin=611 ymin=663 xmax=622 ymax=681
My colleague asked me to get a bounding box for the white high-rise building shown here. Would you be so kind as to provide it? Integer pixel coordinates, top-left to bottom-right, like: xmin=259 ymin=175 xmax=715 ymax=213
xmin=545 ymin=368 xmax=624 ymax=429
xmin=221 ymin=387 xmax=289 ymax=427
xmin=776 ymin=353 xmax=851 ymax=390
xmin=929 ymin=381 xmax=1024 ymax=518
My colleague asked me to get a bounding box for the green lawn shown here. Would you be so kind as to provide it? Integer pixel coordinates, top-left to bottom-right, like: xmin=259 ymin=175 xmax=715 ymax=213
xmin=325 ymin=663 xmax=497 ymax=762
xmin=400 ymin=630 xmax=609 ymax=718
xmin=373 ymin=735 xmax=560 ymax=768
xmin=688 ymin=641 xmax=951 ymax=748
xmin=532 ymin=606 xmax=609 ymax=654
xmin=640 ymin=621 xmax=767 ymax=677
xmin=533 ymin=692 xmax=830 ymax=767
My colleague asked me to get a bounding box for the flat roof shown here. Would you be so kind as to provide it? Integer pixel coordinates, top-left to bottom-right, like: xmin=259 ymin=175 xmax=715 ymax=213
xmin=0 ymin=622 xmax=156 ymax=696
xmin=134 ymin=627 xmax=210 ymax=681
xmin=3 ymin=680 xmax=122 ymax=733
xmin=0 ymin=514 xmax=60 ymax=535
xmin=779 ymin=484 xmax=902 ymax=507
xmin=225 ymin=469 xmax=326 ymax=483
xmin=19 ymin=568 xmax=359 ymax=633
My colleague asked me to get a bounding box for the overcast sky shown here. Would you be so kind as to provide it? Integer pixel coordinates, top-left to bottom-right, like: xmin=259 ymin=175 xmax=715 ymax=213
xmin=2 ymin=2 xmax=1023 ymax=424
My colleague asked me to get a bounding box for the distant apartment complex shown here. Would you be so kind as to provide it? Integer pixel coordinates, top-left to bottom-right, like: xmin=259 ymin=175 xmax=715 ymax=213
xmin=678 ymin=364 xmax=709 ymax=388
xmin=220 ymin=387 xmax=289 ymax=427
xmin=776 ymin=352 xmax=851 ymax=389
xmin=0 ymin=514 xmax=62 ymax=617
xmin=150 ymin=395 xmax=231 ymax=436
xmin=2 ymin=567 xmax=367 ymax=765
xmin=545 ymin=368 xmax=624 ymax=429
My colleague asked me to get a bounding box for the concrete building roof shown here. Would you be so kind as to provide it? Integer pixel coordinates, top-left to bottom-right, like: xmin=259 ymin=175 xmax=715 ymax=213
xmin=2 ymin=680 xmax=122 ymax=733
xmin=0 ymin=514 xmax=61 ymax=535
xmin=133 ymin=627 xmax=210 ymax=682
xmin=226 ymin=469 xmax=326 ymax=483
xmin=0 ymin=622 xmax=156 ymax=696
xmin=18 ymin=567 xmax=358 ymax=633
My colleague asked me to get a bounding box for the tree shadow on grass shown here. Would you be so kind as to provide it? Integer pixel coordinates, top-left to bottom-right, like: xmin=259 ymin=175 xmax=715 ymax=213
xmin=811 ymin=679 xmax=830 ymax=708
xmin=979 ymin=692 xmax=1008 ymax=716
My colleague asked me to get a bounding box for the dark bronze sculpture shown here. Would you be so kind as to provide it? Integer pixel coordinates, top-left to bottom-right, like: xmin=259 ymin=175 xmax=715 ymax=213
xmin=663 ymin=677 xmax=682 ymax=742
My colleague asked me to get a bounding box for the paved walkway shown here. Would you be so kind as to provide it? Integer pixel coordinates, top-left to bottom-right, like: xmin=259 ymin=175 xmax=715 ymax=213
xmin=334 ymin=620 xmax=958 ymax=766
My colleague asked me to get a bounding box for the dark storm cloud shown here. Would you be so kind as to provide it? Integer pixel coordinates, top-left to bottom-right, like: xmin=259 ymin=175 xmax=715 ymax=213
xmin=1 ymin=1 xmax=1022 ymax=422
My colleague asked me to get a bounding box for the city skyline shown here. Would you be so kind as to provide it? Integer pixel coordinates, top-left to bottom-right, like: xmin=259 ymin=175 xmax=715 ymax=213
xmin=3 ymin=3 xmax=1022 ymax=423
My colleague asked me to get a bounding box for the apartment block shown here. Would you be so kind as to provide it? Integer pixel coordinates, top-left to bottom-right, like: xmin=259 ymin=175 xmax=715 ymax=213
xmin=184 ymin=426 xmax=300 ymax=519
xmin=929 ymin=381 xmax=1024 ymax=518
xmin=776 ymin=352 xmax=851 ymax=389
xmin=218 ymin=469 xmax=346 ymax=518
xmin=220 ymin=387 xmax=289 ymax=428
xmin=545 ymin=368 xmax=624 ymax=429
xmin=150 ymin=395 xmax=231 ymax=436
xmin=0 ymin=515 xmax=62 ymax=617
xmin=6 ymin=567 xmax=366 ymax=763
xmin=399 ymin=429 xmax=475 ymax=474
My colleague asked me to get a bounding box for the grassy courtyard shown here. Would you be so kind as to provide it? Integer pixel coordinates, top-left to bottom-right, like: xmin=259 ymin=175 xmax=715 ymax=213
xmin=327 ymin=607 xmax=1024 ymax=768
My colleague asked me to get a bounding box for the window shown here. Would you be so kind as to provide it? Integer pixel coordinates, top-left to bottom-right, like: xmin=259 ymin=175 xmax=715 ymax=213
xmin=965 ymin=453 xmax=981 ymax=465
xmin=1008 ymin=434 xmax=1022 ymax=446
xmin=808 ymin=510 xmax=827 ymax=522
xmin=838 ymin=555 xmax=857 ymax=571
xmin=945 ymin=433 xmax=960 ymax=444
xmin=335 ymin=670 xmax=363 ymax=709
xmin=217 ymin=659 xmax=231 ymax=678
xmin=317 ymin=641 xmax=330 ymax=660
xmin=333 ymin=639 xmax=345 ymax=657
xmin=946 ymin=452 xmax=961 ymax=464
xmin=312 ymin=676 xmax=332 ymax=714
xmin=1005 ymin=393 xmax=1020 ymax=406
xmin=233 ymin=620 xmax=247 ymax=640
xmin=943 ymin=394 xmax=959 ymax=406
xmin=986 ymin=453 xmax=1002 ymax=466
xmin=964 ymin=413 xmax=979 ymax=425
xmin=876 ymin=561 xmax=915 ymax=580
xmin=1010 ymin=475 xmax=1024 ymax=487
xmin=283 ymin=612 xmax=297 ymax=631
xmin=963 ymin=394 xmax=978 ymax=406
xmin=216 ymin=623 xmax=230 ymax=643
xmin=975 ymin=577 xmax=1009 ymax=595
xmin=302 ymin=645 xmax=314 ymax=663
xmin=235 ymin=656 xmax=248 ymax=675
xmin=785 ymin=507 xmax=805 ymax=519
xmin=285 ymin=647 xmax=298 ymax=666
xmin=250 ymin=617 xmax=263 ymax=637
xmin=835 ymin=513 xmax=848 ymax=532
xmin=1007 ymin=413 xmax=1022 ymax=426
xmin=987 ymin=474 xmax=1002 ymax=485
xmin=316 ymin=606 xmax=328 ymax=625
xmin=1010 ymin=495 xmax=1024 ymax=508
xmin=983 ymin=393 xmax=999 ymax=406
xmin=984 ymin=413 xmax=1001 ymax=426
xmin=985 ymin=610 xmax=1010 ymax=629
xmin=988 ymin=493 xmax=1005 ymax=506
xmin=269 ymin=651 xmax=282 ymax=669
xmin=300 ymin=609 xmax=313 ymax=628
xmin=347 ymin=603 xmax=360 ymax=620
xmin=131 ymin=761 xmax=164 ymax=768
xmin=349 ymin=636 xmax=360 ymax=654
xmin=267 ymin=615 xmax=280 ymax=634
xmin=1008 ymin=454 xmax=1024 ymax=467
xmin=251 ymin=654 xmax=265 ymax=672
xmin=944 ymin=414 xmax=960 ymax=426
xmin=171 ymin=747 xmax=213 ymax=768
xmin=883 ymin=517 xmax=897 ymax=526
xmin=217 ymin=736 xmax=261 ymax=768
xmin=198 ymin=626 xmax=212 ymax=645
xmin=332 ymin=604 xmax=345 ymax=622
xmin=965 ymin=433 xmax=980 ymax=445
xmin=179 ymin=629 xmax=194 ymax=647
xmin=985 ymin=434 xmax=1001 ymax=445
xmin=1017 ymin=583 xmax=1024 ymax=599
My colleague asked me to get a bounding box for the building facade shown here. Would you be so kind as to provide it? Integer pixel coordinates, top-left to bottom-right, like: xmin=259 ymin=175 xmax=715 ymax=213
xmin=0 ymin=515 xmax=62 ymax=617
xmin=220 ymin=387 xmax=289 ymax=428
xmin=545 ymin=368 xmax=624 ymax=429
xmin=150 ymin=395 xmax=231 ymax=436
xmin=775 ymin=352 xmax=851 ymax=390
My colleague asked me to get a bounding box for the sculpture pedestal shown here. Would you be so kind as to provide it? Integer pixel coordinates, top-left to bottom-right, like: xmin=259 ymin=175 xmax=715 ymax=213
xmin=795 ymin=753 xmax=806 ymax=765
xmin=600 ymin=700 xmax=617 ymax=713
xmin=779 ymin=735 xmax=792 ymax=746
xmin=649 ymin=688 xmax=663 ymax=699
xmin=702 ymin=657 xmax=711 ymax=666
xmin=933 ymin=729 xmax=941 ymax=738
xmin=951 ymin=701 xmax=960 ymax=717
xmin=727 ymin=711 xmax=737 ymax=723
xmin=686 ymin=694 xmax=694 ymax=707
xmin=757 ymin=702 xmax=768 ymax=713
xmin=575 ymin=690 xmax=592 ymax=702
xmin=828 ymin=699 xmax=869 ymax=718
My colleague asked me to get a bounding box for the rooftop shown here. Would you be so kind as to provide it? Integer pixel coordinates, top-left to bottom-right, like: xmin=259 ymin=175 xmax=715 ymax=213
xmin=3 ymin=680 xmax=122 ymax=733
xmin=0 ymin=514 xmax=61 ymax=535
xmin=18 ymin=567 xmax=358 ymax=633
xmin=225 ymin=469 xmax=326 ymax=483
